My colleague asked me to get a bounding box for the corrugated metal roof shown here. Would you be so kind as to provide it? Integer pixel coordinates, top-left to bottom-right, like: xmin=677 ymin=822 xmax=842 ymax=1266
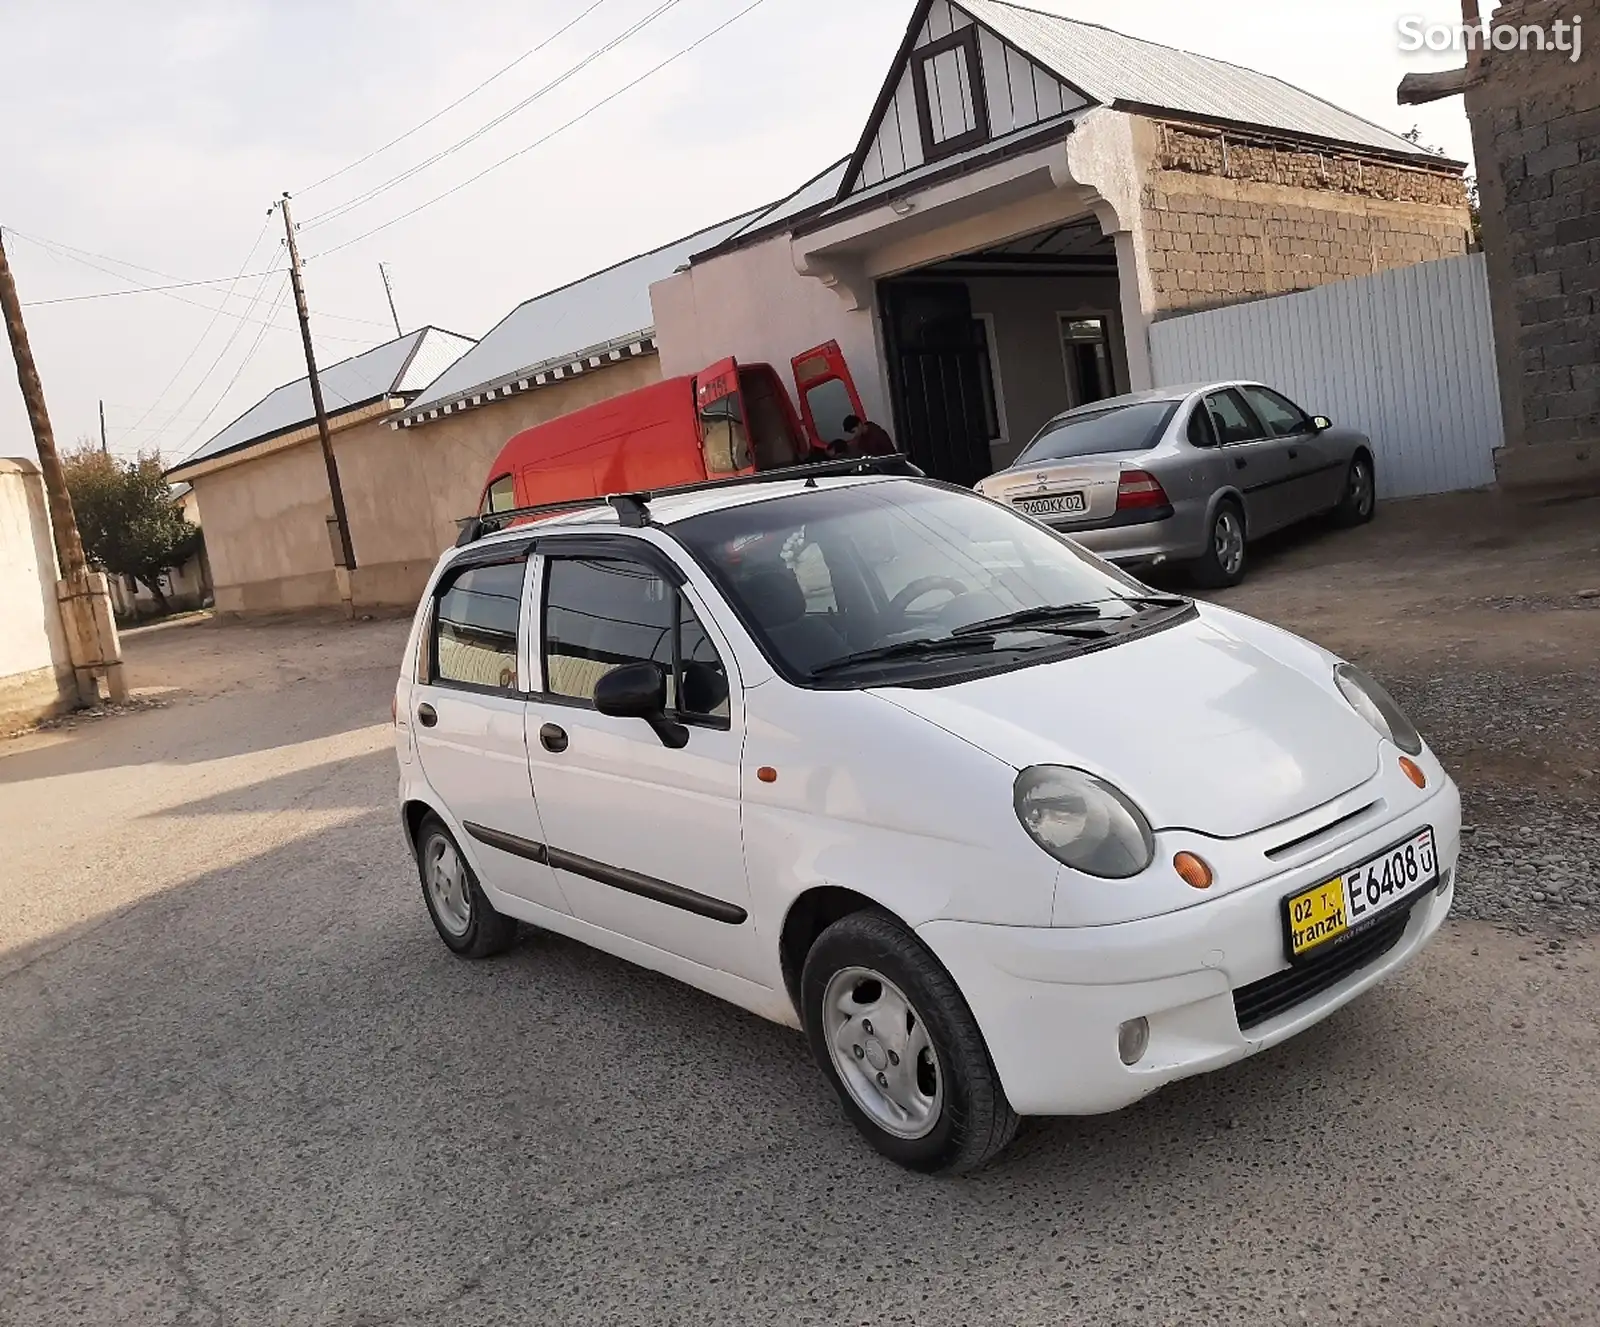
xmin=169 ymin=326 xmax=476 ymax=473
xmin=961 ymin=0 xmax=1437 ymax=159
xmin=716 ymin=158 xmax=851 ymax=248
xmin=400 ymin=208 xmax=767 ymax=420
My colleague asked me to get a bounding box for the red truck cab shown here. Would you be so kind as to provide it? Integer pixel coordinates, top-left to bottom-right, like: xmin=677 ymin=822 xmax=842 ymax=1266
xmin=478 ymin=342 xmax=865 ymax=516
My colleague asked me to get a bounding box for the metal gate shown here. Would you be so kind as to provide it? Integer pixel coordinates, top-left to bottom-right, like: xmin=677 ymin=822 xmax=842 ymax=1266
xmin=1150 ymin=253 xmax=1503 ymax=498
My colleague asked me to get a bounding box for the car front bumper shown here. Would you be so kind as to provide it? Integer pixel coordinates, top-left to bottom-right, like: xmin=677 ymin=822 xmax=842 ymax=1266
xmin=917 ymin=777 xmax=1460 ymax=1116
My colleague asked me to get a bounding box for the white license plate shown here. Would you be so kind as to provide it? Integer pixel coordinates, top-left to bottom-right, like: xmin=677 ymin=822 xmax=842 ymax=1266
xmin=1018 ymin=493 xmax=1086 ymax=517
xmin=1283 ymin=827 xmax=1438 ymax=961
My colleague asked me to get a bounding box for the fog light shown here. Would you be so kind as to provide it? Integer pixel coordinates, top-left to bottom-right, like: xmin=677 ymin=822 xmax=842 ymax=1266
xmin=1118 ymin=1016 xmax=1150 ymax=1066
xmin=1400 ymin=756 xmax=1426 ymax=789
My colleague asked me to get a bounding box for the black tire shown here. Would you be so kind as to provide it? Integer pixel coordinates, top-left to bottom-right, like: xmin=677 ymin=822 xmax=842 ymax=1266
xmin=1332 ymin=451 xmax=1377 ymax=527
xmin=414 ymin=814 xmax=518 ymax=958
xmin=800 ymin=909 xmax=1018 ymax=1174
xmin=1189 ymin=498 xmax=1248 ymax=589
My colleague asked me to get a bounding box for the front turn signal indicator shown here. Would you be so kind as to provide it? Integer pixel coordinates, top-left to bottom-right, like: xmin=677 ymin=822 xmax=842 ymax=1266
xmin=1399 ymin=756 xmax=1427 ymax=789
xmin=1173 ymin=852 xmax=1214 ymax=890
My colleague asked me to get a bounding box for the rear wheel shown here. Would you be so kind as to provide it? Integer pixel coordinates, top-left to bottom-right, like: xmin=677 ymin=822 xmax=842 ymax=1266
xmin=415 ymin=815 xmax=518 ymax=958
xmin=1189 ymin=500 xmax=1247 ymax=589
xmin=1333 ymin=453 xmax=1376 ymax=527
xmin=801 ymin=910 xmax=1018 ymax=1174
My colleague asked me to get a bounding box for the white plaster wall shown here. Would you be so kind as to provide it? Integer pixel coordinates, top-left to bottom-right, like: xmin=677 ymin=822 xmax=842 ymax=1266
xmin=650 ymin=234 xmax=892 ymax=433
xmin=0 ymin=458 xmax=69 ymax=687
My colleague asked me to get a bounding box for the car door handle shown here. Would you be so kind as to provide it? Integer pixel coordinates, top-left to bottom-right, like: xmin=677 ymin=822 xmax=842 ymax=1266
xmin=1287 ymin=448 xmax=1299 ymax=460
xmin=539 ymin=723 xmax=568 ymax=754
xmin=1234 ymin=457 xmax=1248 ymax=469
xmin=416 ymin=703 xmax=437 ymax=728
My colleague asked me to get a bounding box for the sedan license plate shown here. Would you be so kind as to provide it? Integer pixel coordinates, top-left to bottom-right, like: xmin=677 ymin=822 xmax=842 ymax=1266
xmin=1283 ymin=827 xmax=1438 ymax=961
xmin=1017 ymin=493 xmax=1086 ymax=517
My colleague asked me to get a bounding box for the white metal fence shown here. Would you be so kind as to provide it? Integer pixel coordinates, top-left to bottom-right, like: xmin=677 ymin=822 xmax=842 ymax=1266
xmin=1150 ymin=253 xmax=1503 ymax=498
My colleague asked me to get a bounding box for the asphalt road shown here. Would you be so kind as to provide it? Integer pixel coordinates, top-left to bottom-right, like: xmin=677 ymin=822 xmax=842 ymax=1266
xmin=4 ymin=498 xmax=1600 ymax=1325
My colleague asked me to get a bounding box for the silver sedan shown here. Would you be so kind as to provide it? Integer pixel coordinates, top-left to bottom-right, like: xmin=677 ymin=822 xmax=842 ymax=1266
xmin=975 ymin=382 xmax=1376 ymax=587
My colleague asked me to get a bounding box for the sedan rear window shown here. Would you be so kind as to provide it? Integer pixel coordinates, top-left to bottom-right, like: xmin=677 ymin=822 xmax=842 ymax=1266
xmin=1015 ymin=401 xmax=1180 ymax=465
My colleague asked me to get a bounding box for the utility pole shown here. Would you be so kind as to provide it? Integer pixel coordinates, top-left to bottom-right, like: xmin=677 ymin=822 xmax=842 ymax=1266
xmin=0 ymin=225 xmax=125 ymax=704
xmin=99 ymin=398 xmax=108 ymax=453
xmin=278 ymin=193 xmax=356 ymax=574
xmin=378 ymin=263 xmax=403 ymax=338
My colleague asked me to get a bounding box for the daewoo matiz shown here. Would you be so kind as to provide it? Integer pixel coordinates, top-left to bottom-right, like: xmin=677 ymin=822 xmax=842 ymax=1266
xmin=394 ymin=461 xmax=1458 ymax=1173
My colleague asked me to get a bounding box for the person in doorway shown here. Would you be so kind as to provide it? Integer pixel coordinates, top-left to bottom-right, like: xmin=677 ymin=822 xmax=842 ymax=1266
xmin=842 ymin=415 xmax=896 ymax=457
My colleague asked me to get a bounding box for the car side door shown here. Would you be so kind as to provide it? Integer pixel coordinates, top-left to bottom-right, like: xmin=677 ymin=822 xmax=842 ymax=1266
xmin=521 ymin=535 xmax=763 ymax=984
xmin=1204 ymin=387 xmax=1294 ymax=535
xmin=1239 ymin=385 xmax=1335 ymax=523
xmin=409 ymin=552 xmax=571 ymax=917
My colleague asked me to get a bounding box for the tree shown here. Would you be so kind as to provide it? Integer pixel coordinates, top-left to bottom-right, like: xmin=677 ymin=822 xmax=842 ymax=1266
xmin=61 ymin=445 xmax=202 ymax=612
xmin=1405 ymin=126 xmax=1482 ymax=248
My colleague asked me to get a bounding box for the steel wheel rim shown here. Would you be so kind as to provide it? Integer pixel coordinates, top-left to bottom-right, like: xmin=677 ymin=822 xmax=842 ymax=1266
xmin=1215 ymin=510 xmax=1245 ymax=576
xmin=822 ymin=967 xmax=944 ymax=1140
xmin=424 ymin=836 xmax=472 ymax=937
xmin=1350 ymin=461 xmax=1373 ymax=516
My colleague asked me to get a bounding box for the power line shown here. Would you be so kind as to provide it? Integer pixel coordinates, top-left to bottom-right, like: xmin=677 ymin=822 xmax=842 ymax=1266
xmin=153 ymin=266 xmax=283 ymax=446
xmin=5 ymin=226 xmax=392 ymax=330
xmin=21 ymin=269 xmax=279 ymax=305
xmin=309 ymin=0 xmax=773 ymax=260
xmin=172 ymin=275 xmax=293 ymax=455
xmin=301 ymin=0 xmax=688 ymax=231
xmin=298 ymin=0 xmax=613 ymax=195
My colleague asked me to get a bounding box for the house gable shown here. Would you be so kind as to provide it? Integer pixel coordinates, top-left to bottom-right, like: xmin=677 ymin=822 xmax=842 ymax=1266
xmin=847 ymin=0 xmax=1091 ymax=195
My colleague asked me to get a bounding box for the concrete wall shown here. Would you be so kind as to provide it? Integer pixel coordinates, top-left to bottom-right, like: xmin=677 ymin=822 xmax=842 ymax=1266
xmin=0 ymin=458 xmax=74 ymax=730
xmin=652 ymin=233 xmax=892 ymax=429
xmin=191 ymin=356 xmax=662 ymax=615
xmin=963 ymin=273 xmax=1129 ymax=465
xmin=1466 ymin=0 xmax=1600 ymax=491
xmin=1136 ymin=118 xmax=1474 ymax=317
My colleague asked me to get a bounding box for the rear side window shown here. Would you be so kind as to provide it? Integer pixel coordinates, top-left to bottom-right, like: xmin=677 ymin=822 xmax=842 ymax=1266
xmin=1186 ymin=405 xmax=1218 ymax=448
xmin=482 ymin=474 xmax=516 ymax=515
xmin=1204 ymin=389 xmax=1263 ymax=445
xmin=433 ymin=561 xmax=526 ymax=692
xmin=543 ymin=558 xmax=729 ymax=722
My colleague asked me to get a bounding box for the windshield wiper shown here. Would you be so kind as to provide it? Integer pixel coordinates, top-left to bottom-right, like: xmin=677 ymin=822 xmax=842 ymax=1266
xmin=950 ymin=604 xmax=1112 ymax=638
xmin=808 ymin=635 xmax=1005 ymax=678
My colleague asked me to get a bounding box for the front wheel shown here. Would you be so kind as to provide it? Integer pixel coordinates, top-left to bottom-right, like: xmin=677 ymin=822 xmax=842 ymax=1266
xmin=1332 ymin=453 xmax=1376 ymax=527
xmin=801 ymin=910 xmax=1018 ymax=1174
xmin=1189 ymin=500 xmax=1247 ymax=589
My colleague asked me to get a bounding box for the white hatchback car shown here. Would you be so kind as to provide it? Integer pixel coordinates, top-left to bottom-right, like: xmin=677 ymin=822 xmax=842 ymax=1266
xmin=395 ymin=465 xmax=1459 ymax=1173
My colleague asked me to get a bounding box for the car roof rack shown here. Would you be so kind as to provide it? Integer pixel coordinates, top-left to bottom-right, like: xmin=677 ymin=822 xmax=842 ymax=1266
xmin=453 ymin=453 xmax=923 ymax=546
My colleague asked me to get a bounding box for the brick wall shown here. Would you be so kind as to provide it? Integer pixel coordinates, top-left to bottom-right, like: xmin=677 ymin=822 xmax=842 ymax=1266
xmin=1466 ymin=0 xmax=1600 ymax=488
xmin=1138 ymin=120 xmax=1473 ymax=316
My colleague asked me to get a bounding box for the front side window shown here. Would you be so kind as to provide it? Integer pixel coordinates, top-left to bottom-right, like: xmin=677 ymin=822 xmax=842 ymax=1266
xmin=543 ymin=557 xmax=729 ymax=721
xmin=1205 ymin=389 xmax=1264 ymax=445
xmin=699 ymin=395 xmax=752 ymax=476
xmin=433 ymin=561 xmax=525 ymax=692
xmin=675 ymin=482 xmax=1179 ymax=688
xmin=482 ymin=474 xmax=516 ymax=515
xmin=1016 ymin=400 xmax=1180 ymax=466
xmin=1241 ymin=386 xmax=1311 ymax=438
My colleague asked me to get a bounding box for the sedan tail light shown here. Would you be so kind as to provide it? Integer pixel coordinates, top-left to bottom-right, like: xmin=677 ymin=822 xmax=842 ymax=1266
xmin=1116 ymin=469 xmax=1169 ymax=511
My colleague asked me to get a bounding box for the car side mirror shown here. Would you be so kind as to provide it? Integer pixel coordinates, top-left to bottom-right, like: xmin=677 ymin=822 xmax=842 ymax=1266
xmin=593 ymin=661 xmax=689 ymax=749
xmin=1311 ymin=415 xmax=1333 ymax=432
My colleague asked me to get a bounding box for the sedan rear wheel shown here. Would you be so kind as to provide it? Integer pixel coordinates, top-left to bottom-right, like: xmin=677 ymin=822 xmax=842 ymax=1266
xmin=415 ymin=815 xmax=518 ymax=958
xmin=1190 ymin=500 xmax=1247 ymax=589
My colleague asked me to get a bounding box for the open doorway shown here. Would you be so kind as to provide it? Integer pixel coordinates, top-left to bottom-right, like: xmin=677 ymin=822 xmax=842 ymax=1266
xmin=878 ymin=213 xmax=1128 ymax=484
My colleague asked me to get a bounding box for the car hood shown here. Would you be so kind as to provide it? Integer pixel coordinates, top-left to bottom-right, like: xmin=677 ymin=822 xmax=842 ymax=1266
xmin=871 ymin=610 xmax=1380 ymax=839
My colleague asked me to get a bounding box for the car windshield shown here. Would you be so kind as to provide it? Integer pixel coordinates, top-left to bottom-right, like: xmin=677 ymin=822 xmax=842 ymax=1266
xmin=1015 ymin=400 xmax=1180 ymax=465
xmin=671 ymin=481 xmax=1184 ymax=686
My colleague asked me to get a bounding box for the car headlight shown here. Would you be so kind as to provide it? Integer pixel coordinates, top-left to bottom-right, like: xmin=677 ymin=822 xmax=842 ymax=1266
xmin=1334 ymin=663 xmax=1422 ymax=756
xmin=1013 ymin=766 xmax=1154 ymax=879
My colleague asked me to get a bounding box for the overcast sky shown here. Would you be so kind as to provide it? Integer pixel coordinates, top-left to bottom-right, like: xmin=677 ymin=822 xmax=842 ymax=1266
xmin=0 ymin=0 xmax=1482 ymax=464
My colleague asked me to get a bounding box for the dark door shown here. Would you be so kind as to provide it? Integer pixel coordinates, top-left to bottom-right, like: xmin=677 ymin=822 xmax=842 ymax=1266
xmin=881 ymin=281 xmax=993 ymax=488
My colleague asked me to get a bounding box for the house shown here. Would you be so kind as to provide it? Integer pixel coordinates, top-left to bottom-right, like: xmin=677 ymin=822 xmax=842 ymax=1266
xmin=166 ymin=326 xmax=476 ymax=614
xmin=0 ymin=457 xmax=75 ymax=730
xmin=650 ymin=0 xmax=1475 ymax=485
xmin=1400 ymin=0 xmax=1600 ymax=493
xmin=385 ymin=207 xmax=767 ymax=471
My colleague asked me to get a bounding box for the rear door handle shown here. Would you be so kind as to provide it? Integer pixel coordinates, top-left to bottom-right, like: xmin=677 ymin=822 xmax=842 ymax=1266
xmin=416 ymin=703 xmax=437 ymax=728
xmin=1234 ymin=458 xmax=1248 ymax=470
xmin=1287 ymin=448 xmax=1299 ymax=460
xmin=539 ymin=723 xmax=568 ymax=754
